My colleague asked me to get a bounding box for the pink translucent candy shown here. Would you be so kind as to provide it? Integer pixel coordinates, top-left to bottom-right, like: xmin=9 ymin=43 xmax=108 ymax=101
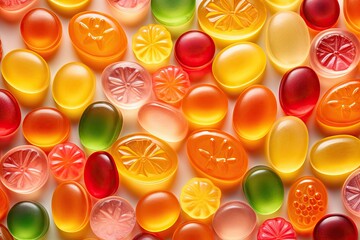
xmin=90 ymin=196 xmax=136 ymax=240
xmin=48 ymin=142 xmax=86 ymax=182
xmin=342 ymin=169 xmax=360 ymax=217
xmin=102 ymin=61 xmax=152 ymax=110
xmin=258 ymin=217 xmax=296 ymax=240
xmin=0 ymin=145 xmax=49 ymax=194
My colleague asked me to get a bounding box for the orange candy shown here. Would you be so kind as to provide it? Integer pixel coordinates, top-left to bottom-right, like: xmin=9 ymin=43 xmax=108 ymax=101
xmin=173 ymin=221 xmax=214 ymax=240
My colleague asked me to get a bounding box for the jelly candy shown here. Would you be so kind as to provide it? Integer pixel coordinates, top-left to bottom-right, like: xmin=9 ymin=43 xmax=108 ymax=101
xmin=52 ymin=62 xmax=96 ymax=120
xmin=84 ymin=151 xmax=119 ymax=199
xmin=342 ymin=169 xmax=360 ymax=217
xmin=0 ymin=224 xmax=13 ymax=240
xmin=182 ymin=84 xmax=228 ymax=127
xmin=257 ymin=217 xmax=296 ymax=240
xmin=310 ymin=29 xmax=360 ymax=80
xmin=316 ymin=79 xmax=360 ymax=134
xmin=138 ymin=102 xmax=189 ymax=142
xmin=23 ymin=107 xmax=71 ymax=151
xmin=212 ymin=42 xmax=266 ymax=95
xmin=186 ymin=129 xmax=248 ymax=188
xmin=264 ymin=0 xmax=301 ymax=12
xmin=48 ymin=142 xmax=86 ymax=182
xmin=111 ymin=133 xmax=178 ymax=195
xmin=133 ymin=233 xmax=162 ymax=240
xmin=68 ymin=11 xmax=127 ymax=69
xmin=310 ymin=135 xmax=360 ymax=185
xmin=52 ymin=181 xmax=91 ymax=233
xmin=266 ymin=116 xmax=308 ymax=180
xmin=266 ymin=11 xmax=310 ymax=73
xmin=46 ymin=0 xmax=91 ymax=16
xmin=106 ymin=0 xmax=150 ymax=26
xmin=243 ymin=166 xmax=284 ymax=215
xmin=197 ymin=0 xmax=267 ymax=46
xmin=152 ymin=65 xmax=190 ymax=106
xmin=344 ymin=0 xmax=360 ymax=33
xmin=132 ymin=24 xmax=173 ymax=73
xmin=279 ymin=66 xmax=320 ymax=121
xmin=173 ymin=221 xmax=214 ymax=240
xmin=0 ymin=145 xmax=49 ymax=194
xmin=0 ymin=89 xmax=21 ymax=141
xmin=7 ymin=201 xmax=49 ymax=240
xmin=313 ymin=214 xmax=358 ymax=240
xmin=1 ymin=49 xmax=50 ymax=107
xmin=20 ymin=8 xmax=62 ymax=58
xmin=0 ymin=39 xmax=2 ymax=61
xmin=300 ymin=0 xmax=339 ymax=31
xmin=180 ymin=178 xmax=221 ymax=220
xmin=136 ymin=191 xmax=180 ymax=232
xmin=287 ymin=176 xmax=328 ymax=234
xmin=101 ymin=61 xmax=152 ymax=110
xmin=90 ymin=196 xmax=136 ymax=240
xmin=0 ymin=0 xmax=39 ymax=21
xmin=0 ymin=188 xmax=8 ymax=220
xmin=233 ymin=85 xmax=277 ymax=147
xmin=79 ymin=101 xmax=122 ymax=151
xmin=212 ymin=201 xmax=257 ymax=240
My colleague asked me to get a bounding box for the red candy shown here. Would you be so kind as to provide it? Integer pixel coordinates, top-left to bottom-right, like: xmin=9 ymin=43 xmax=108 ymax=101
xmin=313 ymin=214 xmax=358 ymax=240
xmin=133 ymin=233 xmax=162 ymax=240
xmin=0 ymin=89 xmax=21 ymax=141
xmin=258 ymin=217 xmax=296 ymax=240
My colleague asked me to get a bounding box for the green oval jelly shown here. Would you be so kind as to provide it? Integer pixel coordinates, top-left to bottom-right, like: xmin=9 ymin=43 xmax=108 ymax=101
xmin=7 ymin=201 xmax=49 ymax=240
xmin=79 ymin=101 xmax=122 ymax=151
xmin=151 ymin=0 xmax=195 ymax=26
xmin=243 ymin=165 xmax=284 ymax=215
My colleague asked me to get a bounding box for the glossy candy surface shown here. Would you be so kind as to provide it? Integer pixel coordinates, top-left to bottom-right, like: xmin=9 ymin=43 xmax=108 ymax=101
xmin=344 ymin=0 xmax=360 ymax=33
xmin=133 ymin=233 xmax=161 ymax=240
xmin=0 ymin=145 xmax=49 ymax=194
xmin=79 ymin=101 xmax=122 ymax=151
xmin=0 ymin=0 xmax=39 ymax=21
xmin=264 ymin=0 xmax=301 ymax=12
xmin=342 ymin=169 xmax=360 ymax=217
xmin=266 ymin=11 xmax=310 ymax=73
xmin=180 ymin=178 xmax=221 ymax=220
xmin=243 ymin=166 xmax=284 ymax=215
xmin=0 ymin=188 xmax=8 ymax=220
xmin=52 ymin=62 xmax=96 ymax=120
xmin=258 ymin=217 xmax=296 ymax=240
xmin=313 ymin=214 xmax=358 ymax=240
xmin=136 ymin=191 xmax=180 ymax=232
xmin=173 ymin=221 xmax=214 ymax=240
xmin=90 ymin=196 xmax=136 ymax=240
xmin=52 ymin=181 xmax=91 ymax=233
xmin=0 ymin=224 xmax=13 ymax=240
xmin=47 ymin=0 xmax=91 ymax=16
xmin=300 ymin=0 xmax=339 ymax=30
xmin=0 ymin=39 xmax=2 ymax=60
xmin=287 ymin=176 xmax=328 ymax=234
xmin=7 ymin=201 xmax=49 ymax=240
xmin=101 ymin=61 xmax=152 ymax=110
xmin=0 ymin=89 xmax=21 ymax=140
xmin=1 ymin=49 xmax=49 ymax=107
xmin=84 ymin=151 xmax=119 ymax=199
xmin=106 ymin=0 xmax=150 ymax=26
xmin=279 ymin=66 xmax=320 ymax=120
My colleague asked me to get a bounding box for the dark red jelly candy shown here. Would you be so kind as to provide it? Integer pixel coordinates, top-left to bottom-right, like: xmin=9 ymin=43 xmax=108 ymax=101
xmin=0 ymin=89 xmax=21 ymax=139
xmin=133 ymin=233 xmax=162 ymax=240
xmin=313 ymin=214 xmax=358 ymax=240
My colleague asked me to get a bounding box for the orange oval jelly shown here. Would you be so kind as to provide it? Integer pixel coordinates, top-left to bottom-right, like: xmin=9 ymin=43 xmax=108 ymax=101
xmin=288 ymin=176 xmax=328 ymax=234
xmin=69 ymin=11 xmax=127 ymax=70
xmin=173 ymin=221 xmax=214 ymax=240
xmin=186 ymin=129 xmax=248 ymax=189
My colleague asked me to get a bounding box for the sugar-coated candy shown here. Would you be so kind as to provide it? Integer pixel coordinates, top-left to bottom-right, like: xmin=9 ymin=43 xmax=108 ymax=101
xmin=213 ymin=201 xmax=257 ymax=240
xmin=313 ymin=214 xmax=358 ymax=240
xmin=133 ymin=233 xmax=162 ymax=240
xmin=136 ymin=191 xmax=180 ymax=232
xmin=343 ymin=169 xmax=360 ymax=217
xmin=20 ymin=8 xmax=62 ymax=58
xmin=264 ymin=0 xmax=301 ymax=12
xmin=48 ymin=142 xmax=86 ymax=182
xmin=7 ymin=201 xmax=49 ymax=240
xmin=287 ymin=176 xmax=328 ymax=234
xmin=0 ymin=0 xmax=39 ymax=21
xmin=111 ymin=133 xmax=178 ymax=195
xmin=84 ymin=151 xmax=119 ymax=199
xmin=0 ymin=145 xmax=49 ymax=194
xmin=300 ymin=0 xmax=339 ymax=30
xmin=0 ymin=188 xmax=8 ymax=220
xmin=52 ymin=181 xmax=91 ymax=233
xmin=79 ymin=101 xmax=122 ymax=151
xmin=257 ymin=217 xmax=296 ymax=240
xmin=1 ymin=49 xmax=49 ymax=107
xmin=243 ymin=166 xmax=284 ymax=215
xmin=266 ymin=11 xmax=310 ymax=73
xmin=52 ymin=62 xmax=96 ymax=120
xmin=0 ymin=224 xmax=13 ymax=240
xmin=46 ymin=0 xmax=91 ymax=16
xmin=106 ymin=0 xmax=150 ymax=26
xmin=180 ymin=178 xmax=221 ymax=220
xmin=173 ymin=221 xmax=214 ymax=240
xmin=344 ymin=0 xmax=360 ymax=33
xmin=212 ymin=42 xmax=266 ymax=95
xmin=90 ymin=196 xmax=136 ymax=240
xmin=0 ymin=89 xmax=21 ymax=141
xmin=101 ymin=61 xmax=152 ymax=110
xmin=186 ymin=129 xmax=248 ymax=189
xmin=69 ymin=11 xmax=127 ymax=69
xmin=23 ymin=107 xmax=70 ymax=151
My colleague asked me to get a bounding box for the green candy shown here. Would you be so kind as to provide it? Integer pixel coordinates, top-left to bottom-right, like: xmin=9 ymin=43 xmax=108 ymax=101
xmin=79 ymin=101 xmax=122 ymax=151
xmin=7 ymin=201 xmax=49 ymax=240
xmin=243 ymin=165 xmax=284 ymax=215
xmin=151 ymin=0 xmax=196 ymax=26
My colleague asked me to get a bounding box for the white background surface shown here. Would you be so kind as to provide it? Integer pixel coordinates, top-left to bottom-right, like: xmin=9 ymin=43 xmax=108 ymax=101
xmin=0 ymin=0 xmax=358 ymax=239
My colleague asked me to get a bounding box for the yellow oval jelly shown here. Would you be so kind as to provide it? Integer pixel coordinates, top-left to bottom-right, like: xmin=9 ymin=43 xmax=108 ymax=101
xmin=266 ymin=116 xmax=308 ymax=181
xmin=310 ymin=135 xmax=360 ymax=185
xmin=69 ymin=11 xmax=127 ymax=70
xmin=47 ymin=0 xmax=91 ymax=16
xmin=265 ymin=0 xmax=302 ymax=12
xmin=265 ymin=11 xmax=310 ymax=73
xmin=52 ymin=62 xmax=96 ymax=120
xmin=1 ymin=49 xmax=50 ymax=107
xmin=197 ymin=0 xmax=267 ymax=47
xmin=213 ymin=42 xmax=266 ymax=95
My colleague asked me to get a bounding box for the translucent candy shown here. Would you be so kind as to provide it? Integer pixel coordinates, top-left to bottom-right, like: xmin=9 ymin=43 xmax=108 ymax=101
xmin=0 ymin=89 xmax=21 ymax=142
xmin=106 ymin=0 xmax=150 ymax=26
xmin=0 ymin=224 xmax=13 ymax=240
xmin=133 ymin=233 xmax=162 ymax=240
xmin=0 ymin=188 xmax=9 ymax=220
xmin=46 ymin=0 xmax=91 ymax=16
xmin=173 ymin=221 xmax=214 ymax=240
xmin=0 ymin=0 xmax=39 ymax=21
xmin=258 ymin=217 xmax=296 ymax=240
xmin=313 ymin=214 xmax=358 ymax=240
xmin=264 ymin=0 xmax=301 ymax=12
xmin=344 ymin=0 xmax=360 ymax=33
xmin=300 ymin=0 xmax=339 ymax=30
xmin=342 ymin=168 xmax=360 ymax=217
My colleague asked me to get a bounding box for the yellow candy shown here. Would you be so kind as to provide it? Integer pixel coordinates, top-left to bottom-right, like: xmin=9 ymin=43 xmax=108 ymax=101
xmin=1 ymin=49 xmax=50 ymax=107
xmin=264 ymin=0 xmax=302 ymax=12
xmin=47 ymin=0 xmax=91 ymax=16
xmin=52 ymin=62 xmax=96 ymax=120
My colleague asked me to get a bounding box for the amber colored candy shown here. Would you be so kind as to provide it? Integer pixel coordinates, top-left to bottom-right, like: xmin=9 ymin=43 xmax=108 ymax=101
xmin=173 ymin=221 xmax=214 ymax=240
xmin=47 ymin=0 xmax=91 ymax=16
xmin=344 ymin=0 xmax=360 ymax=33
xmin=0 ymin=188 xmax=9 ymax=220
xmin=0 ymin=224 xmax=13 ymax=240
xmin=264 ymin=0 xmax=301 ymax=12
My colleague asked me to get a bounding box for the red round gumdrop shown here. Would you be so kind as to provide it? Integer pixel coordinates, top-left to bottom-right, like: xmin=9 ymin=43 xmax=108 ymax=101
xmin=313 ymin=214 xmax=358 ymax=240
xmin=0 ymin=89 xmax=21 ymax=139
xmin=258 ymin=217 xmax=296 ymax=240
